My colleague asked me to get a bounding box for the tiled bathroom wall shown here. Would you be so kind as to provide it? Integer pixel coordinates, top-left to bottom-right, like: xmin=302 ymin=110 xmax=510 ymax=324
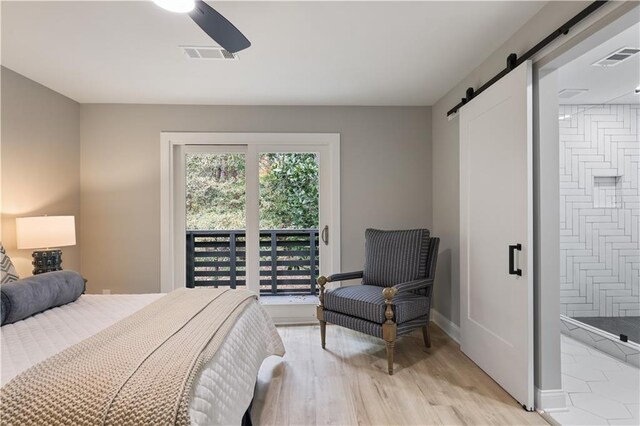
xmin=559 ymin=104 xmax=639 ymax=318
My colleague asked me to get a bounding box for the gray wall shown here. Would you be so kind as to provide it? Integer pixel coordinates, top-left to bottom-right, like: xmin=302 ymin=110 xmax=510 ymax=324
xmin=80 ymin=105 xmax=432 ymax=294
xmin=534 ymin=67 xmax=563 ymax=398
xmin=1 ymin=67 xmax=81 ymax=277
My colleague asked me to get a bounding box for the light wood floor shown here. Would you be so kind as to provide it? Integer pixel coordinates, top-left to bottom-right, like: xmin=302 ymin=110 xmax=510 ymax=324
xmin=252 ymin=323 xmax=547 ymax=426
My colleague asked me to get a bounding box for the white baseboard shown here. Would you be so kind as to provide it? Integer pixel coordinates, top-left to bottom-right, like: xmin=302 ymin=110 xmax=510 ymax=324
xmin=261 ymin=302 xmax=318 ymax=326
xmin=535 ymin=388 xmax=567 ymax=413
xmin=272 ymin=317 xmax=318 ymax=326
xmin=430 ymin=309 xmax=460 ymax=343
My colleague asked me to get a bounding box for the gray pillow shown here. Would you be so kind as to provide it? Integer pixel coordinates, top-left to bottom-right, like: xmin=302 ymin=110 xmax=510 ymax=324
xmin=362 ymin=229 xmax=430 ymax=287
xmin=1 ymin=271 xmax=85 ymax=326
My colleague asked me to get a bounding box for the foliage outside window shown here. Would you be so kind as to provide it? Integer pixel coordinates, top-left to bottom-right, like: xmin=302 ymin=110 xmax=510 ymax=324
xmin=186 ymin=153 xmax=247 ymax=230
xmin=259 ymin=153 xmax=319 ymax=230
xmin=185 ymin=152 xmax=319 ymax=231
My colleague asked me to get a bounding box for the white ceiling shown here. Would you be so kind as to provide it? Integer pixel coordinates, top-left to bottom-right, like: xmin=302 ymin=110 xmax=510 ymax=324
xmin=1 ymin=1 xmax=546 ymax=106
xmin=558 ymin=22 xmax=640 ymax=105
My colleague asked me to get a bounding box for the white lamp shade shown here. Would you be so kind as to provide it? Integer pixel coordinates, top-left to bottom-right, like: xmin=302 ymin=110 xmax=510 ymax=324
xmin=16 ymin=216 xmax=76 ymax=249
xmin=152 ymin=0 xmax=194 ymax=13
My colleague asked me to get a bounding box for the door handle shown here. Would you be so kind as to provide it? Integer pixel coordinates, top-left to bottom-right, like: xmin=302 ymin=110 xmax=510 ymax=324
xmin=321 ymin=225 xmax=329 ymax=246
xmin=509 ymin=244 xmax=522 ymax=276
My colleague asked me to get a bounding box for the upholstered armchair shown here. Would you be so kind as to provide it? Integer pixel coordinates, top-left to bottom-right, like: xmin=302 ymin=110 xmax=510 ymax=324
xmin=316 ymin=229 xmax=439 ymax=375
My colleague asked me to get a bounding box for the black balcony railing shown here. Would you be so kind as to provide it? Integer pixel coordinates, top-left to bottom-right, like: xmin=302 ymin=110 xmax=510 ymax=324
xmin=186 ymin=229 xmax=319 ymax=296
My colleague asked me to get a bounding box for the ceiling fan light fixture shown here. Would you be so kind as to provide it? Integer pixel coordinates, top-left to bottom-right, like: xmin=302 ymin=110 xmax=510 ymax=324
xmin=153 ymin=0 xmax=195 ymax=13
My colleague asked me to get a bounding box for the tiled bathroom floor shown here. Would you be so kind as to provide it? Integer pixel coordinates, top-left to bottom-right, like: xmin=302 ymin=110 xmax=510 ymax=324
xmin=549 ymin=335 xmax=640 ymax=425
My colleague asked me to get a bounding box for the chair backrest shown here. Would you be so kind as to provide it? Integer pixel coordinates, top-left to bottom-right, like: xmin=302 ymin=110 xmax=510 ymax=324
xmin=362 ymin=229 xmax=431 ymax=287
xmin=426 ymin=237 xmax=440 ymax=281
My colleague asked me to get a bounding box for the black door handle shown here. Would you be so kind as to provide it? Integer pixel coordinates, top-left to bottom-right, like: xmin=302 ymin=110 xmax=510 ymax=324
xmin=509 ymin=244 xmax=522 ymax=276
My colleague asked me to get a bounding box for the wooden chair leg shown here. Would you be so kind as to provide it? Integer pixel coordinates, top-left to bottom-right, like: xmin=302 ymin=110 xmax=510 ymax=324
xmin=382 ymin=322 xmax=397 ymax=375
xmin=422 ymin=324 xmax=431 ymax=348
xmin=320 ymin=320 xmax=326 ymax=349
xmin=382 ymin=287 xmax=398 ymax=375
xmin=385 ymin=340 xmax=396 ymax=375
xmin=317 ymin=277 xmax=328 ymax=350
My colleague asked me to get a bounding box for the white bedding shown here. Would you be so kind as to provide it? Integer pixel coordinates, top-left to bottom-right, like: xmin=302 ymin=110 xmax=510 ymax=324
xmin=0 ymin=293 xmax=285 ymax=425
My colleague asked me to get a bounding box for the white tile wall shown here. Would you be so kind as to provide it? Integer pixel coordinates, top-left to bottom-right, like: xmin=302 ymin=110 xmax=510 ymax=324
xmin=559 ymin=104 xmax=640 ymax=318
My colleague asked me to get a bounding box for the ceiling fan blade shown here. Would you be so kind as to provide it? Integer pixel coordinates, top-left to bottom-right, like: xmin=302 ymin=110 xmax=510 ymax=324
xmin=188 ymin=0 xmax=251 ymax=54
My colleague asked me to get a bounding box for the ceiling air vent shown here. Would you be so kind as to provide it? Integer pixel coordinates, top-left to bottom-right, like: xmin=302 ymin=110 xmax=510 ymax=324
xmin=593 ymin=47 xmax=640 ymax=67
xmin=181 ymin=46 xmax=238 ymax=61
xmin=558 ymin=88 xmax=588 ymax=99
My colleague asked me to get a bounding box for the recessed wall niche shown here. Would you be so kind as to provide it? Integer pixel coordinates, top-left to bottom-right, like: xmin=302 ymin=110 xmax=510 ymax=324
xmin=593 ymin=175 xmax=621 ymax=208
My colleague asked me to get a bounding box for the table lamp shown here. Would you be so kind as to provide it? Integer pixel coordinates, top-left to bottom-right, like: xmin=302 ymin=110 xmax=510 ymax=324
xmin=16 ymin=216 xmax=76 ymax=275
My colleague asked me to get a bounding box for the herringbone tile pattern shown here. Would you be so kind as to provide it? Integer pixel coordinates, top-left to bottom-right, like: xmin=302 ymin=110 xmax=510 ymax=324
xmin=560 ymin=104 xmax=639 ymax=318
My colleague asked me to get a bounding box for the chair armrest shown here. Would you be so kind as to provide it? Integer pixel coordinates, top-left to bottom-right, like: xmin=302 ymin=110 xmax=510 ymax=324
xmin=317 ymin=271 xmax=363 ymax=287
xmin=316 ymin=271 xmax=363 ymax=307
xmin=326 ymin=271 xmax=363 ymax=283
xmin=393 ymin=278 xmax=433 ymax=294
xmin=381 ymin=279 xmax=432 ymax=324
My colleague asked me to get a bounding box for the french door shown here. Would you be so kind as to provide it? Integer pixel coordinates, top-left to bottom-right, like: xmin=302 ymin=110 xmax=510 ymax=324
xmin=172 ymin=142 xmax=335 ymax=299
xmin=459 ymin=61 xmax=534 ymax=410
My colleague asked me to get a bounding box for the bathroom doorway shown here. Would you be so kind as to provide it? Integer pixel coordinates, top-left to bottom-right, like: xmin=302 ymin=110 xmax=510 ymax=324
xmin=556 ymin=21 xmax=639 ymax=353
xmin=546 ymin=11 xmax=640 ymax=425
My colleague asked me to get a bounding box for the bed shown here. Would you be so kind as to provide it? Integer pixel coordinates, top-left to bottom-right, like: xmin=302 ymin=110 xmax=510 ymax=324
xmin=0 ymin=290 xmax=285 ymax=425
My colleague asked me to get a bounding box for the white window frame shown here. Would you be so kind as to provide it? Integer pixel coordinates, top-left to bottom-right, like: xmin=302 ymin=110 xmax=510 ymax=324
xmin=160 ymin=132 xmax=341 ymax=300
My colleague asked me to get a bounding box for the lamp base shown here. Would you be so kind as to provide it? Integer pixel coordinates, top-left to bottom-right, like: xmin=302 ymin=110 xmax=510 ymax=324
xmin=32 ymin=249 xmax=63 ymax=275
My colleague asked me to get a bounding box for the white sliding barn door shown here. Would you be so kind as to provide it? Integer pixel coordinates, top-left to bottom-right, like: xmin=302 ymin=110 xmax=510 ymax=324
xmin=459 ymin=61 xmax=534 ymax=410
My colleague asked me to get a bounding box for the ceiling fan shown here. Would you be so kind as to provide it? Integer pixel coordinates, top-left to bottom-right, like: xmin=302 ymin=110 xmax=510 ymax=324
xmin=153 ymin=0 xmax=250 ymax=54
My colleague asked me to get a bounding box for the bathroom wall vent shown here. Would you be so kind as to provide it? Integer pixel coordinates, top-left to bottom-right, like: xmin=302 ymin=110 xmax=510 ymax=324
xmin=593 ymin=47 xmax=640 ymax=67
xmin=181 ymin=46 xmax=237 ymax=60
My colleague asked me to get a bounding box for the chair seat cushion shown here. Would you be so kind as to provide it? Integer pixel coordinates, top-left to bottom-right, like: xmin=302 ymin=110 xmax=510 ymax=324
xmin=324 ymin=285 xmax=429 ymax=324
